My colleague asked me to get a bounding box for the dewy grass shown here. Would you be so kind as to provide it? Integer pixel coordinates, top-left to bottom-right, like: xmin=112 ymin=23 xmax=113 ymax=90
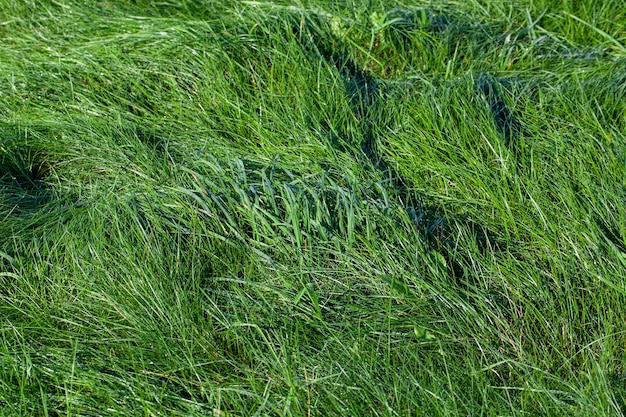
xmin=1 ymin=0 xmax=625 ymax=415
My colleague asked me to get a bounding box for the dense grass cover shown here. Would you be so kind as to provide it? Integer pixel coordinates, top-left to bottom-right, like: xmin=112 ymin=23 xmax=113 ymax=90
xmin=1 ymin=0 xmax=625 ymax=415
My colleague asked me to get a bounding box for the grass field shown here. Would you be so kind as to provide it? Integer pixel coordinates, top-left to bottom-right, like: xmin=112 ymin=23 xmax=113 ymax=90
xmin=1 ymin=0 xmax=625 ymax=415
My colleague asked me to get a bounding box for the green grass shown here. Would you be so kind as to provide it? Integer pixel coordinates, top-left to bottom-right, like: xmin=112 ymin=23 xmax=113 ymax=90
xmin=1 ymin=0 xmax=625 ymax=415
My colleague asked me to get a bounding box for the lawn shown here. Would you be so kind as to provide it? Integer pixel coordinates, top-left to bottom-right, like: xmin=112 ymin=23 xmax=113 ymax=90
xmin=1 ymin=0 xmax=625 ymax=415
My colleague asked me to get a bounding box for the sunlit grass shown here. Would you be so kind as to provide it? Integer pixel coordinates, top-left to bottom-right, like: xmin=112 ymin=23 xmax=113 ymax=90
xmin=1 ymin=0 xmax=625 ymax=415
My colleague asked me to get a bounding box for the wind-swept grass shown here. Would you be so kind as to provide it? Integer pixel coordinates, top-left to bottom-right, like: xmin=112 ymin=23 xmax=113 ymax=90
xmin=1 ymin=0 xmax=625 ymax=415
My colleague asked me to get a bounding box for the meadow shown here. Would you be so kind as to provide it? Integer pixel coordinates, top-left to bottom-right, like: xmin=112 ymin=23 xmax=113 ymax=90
xmin=1 ymin=0 xmax=625 ymax=415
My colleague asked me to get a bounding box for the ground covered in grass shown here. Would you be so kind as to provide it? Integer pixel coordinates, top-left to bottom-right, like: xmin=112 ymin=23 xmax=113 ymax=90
xmin=1 ymin=0 xmax=625 ymax=415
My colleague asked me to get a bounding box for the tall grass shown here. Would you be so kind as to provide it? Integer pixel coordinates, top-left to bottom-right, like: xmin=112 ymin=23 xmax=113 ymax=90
xmin=1 ymin=0 xmax=625 ymax=415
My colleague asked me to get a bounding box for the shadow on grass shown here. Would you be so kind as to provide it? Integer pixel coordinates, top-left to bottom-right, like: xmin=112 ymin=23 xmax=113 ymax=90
xmin=112 ymin=123 xmax=172 ymax=161
xmin=596 ymin=216 xmax=626 ymax=255
xmin=288 ymin=12 xmax=508 ymax=282
xmin=383 ymin=7 xmax=453 ymax=53
xmin=610 ymin=373 xmax=626 ymax=415
xmin=0 ymin=128 xmax=53 ymax=215
xmin=475 ymin=74 xmax=528 ymax=152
